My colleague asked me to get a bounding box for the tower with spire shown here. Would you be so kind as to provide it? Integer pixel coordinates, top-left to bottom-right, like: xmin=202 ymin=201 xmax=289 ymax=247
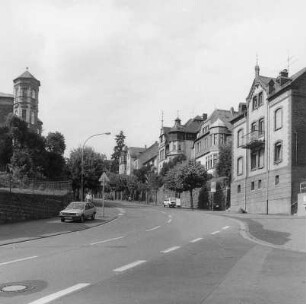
xmin=13 ymin=68 xmax=42 ymax=134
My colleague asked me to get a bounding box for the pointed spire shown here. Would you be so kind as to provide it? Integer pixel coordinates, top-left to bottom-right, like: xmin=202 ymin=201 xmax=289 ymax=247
xmin=255 ymin=53 xmax=260 ymax=78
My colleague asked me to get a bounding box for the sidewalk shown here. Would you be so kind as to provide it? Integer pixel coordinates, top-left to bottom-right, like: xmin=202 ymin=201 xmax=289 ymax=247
xmin=0 ymin=207 xmax=118 ymax=247
xmin=222 ymin=213 xmax=306 ymax=253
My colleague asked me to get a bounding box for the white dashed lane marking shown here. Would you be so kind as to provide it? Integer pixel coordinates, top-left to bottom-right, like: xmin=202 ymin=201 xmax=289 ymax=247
xmin=211 ymin=231 xmax=220 ymax=235
xmin=0 ymin=256 xmax=38 ymax=267
xmin=90 ymin=236 xmax=125 ymax=246
xmin=113 ymin=260 xmax=147 ymax=272
xmin=27 ymin=283 xmax=90 ymax=304
xmin=146 ymin=226 xmax=160 ymax=232
xmin=190 ymin=238 xmax=203 ymax=243
xmin=161 ymin=246 xmax=180 ymax=253
xmin=222 ymin=226 xmax=230 ymax=230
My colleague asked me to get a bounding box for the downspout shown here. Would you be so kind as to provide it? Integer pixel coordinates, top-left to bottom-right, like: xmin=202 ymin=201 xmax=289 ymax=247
xmin=266 ymin=96 xmax=270 ymax=215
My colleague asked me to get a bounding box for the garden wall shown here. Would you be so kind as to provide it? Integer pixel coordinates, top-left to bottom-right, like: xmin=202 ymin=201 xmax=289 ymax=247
xmin=0 ymin=191 xmax=71 ymax=224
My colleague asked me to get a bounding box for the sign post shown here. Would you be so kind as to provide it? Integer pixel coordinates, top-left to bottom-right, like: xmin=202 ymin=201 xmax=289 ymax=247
xmin=99 ymin=172 xmax=110 ymax=217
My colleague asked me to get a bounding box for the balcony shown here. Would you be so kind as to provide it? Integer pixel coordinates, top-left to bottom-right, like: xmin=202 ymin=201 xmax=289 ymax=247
xmin=240 ymin=130 xmax=265 ymax=149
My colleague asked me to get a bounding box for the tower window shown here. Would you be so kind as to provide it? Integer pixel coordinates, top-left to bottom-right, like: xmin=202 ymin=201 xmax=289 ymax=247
xmin=22 ymin=109 xmax=27 ymax=120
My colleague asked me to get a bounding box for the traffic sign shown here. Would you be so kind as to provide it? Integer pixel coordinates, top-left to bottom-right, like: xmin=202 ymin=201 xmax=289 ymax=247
xmin=99 ymin=172 xmax=110 ymax=184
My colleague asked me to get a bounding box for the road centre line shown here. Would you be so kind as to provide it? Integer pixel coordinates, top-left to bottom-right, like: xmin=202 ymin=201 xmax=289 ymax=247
xmin=27 ymin=283 xmax=90 ymax=304
xmin=90 ymin=236 xmax=125 ymax=245
xmin=211 ymin=231 xmax=220 ymax=235
xmin=190 ymin=238 xmax=203 ymax=243
xmin=222 ymin=226 xmax=230 ymax=230
xmin=146 ymin=226 xmax=160 ymax=231
xmin=0 ymin=256 xmax=38 ymax=267
xmin=167 ymin=218 xmax=172 ymax=223
xmin=113 ymin=260 xmax=146 ymax=272
xmin=161 ymin=246 xmax=180 ymax=253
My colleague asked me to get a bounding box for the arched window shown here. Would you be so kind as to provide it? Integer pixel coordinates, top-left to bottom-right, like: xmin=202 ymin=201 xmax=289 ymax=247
xmin=237 ymin=157 xmax=243 ymax=175
xmin=275 ymin=108 xmax=283 ymax=130
xmin=274 ymin=141 xmax=283 ymax=163
xmin=237 ymin=129 xmax=243 ymax=147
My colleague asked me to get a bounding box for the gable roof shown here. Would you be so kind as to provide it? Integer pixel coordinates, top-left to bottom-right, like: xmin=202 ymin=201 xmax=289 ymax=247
xmin=128 ymin=147 xmax=146 ymax=158
xmin=137 ymin=142 xmax=159 ymax=165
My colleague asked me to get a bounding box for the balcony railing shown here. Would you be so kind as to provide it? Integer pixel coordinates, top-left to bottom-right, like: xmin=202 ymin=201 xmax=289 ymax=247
xmin=240 ymin=130 xmax=265 ymax=149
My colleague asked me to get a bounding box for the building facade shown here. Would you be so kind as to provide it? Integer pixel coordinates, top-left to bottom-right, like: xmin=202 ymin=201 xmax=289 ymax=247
xmin=0 ymin=69 xmax=42 ymax=134
xmin=193 ymin=109 xmax=240 ymax=175
xmin=158 ymin=115 xmax=204 ymax=173
xmin=231 ymin=65 xmax=306 ymax=214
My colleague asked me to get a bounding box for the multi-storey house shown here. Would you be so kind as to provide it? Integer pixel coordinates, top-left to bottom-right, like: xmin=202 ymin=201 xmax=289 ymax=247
xmin=158 ymin=115 xmax=204 ymax=173
xmin=0 ymin=69 xmax=42 ymax=134
xmin=193 ymin=109 xmax=240 ymax=175
xmin=231 ymin=65 xmax=306 ymax=214
xmin=119 ymin=146 xmax=146 ymax=175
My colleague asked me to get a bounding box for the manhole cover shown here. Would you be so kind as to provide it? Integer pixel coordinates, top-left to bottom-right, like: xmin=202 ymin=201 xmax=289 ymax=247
xmin=0 ymin=280 xmax=47 ymax=297
xmin=2 ymin=285 xmax=27 ymax=292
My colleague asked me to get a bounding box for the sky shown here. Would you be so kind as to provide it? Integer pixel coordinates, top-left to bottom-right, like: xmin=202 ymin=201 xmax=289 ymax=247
xmin=0 ymin=0 xmax=305 ymax=158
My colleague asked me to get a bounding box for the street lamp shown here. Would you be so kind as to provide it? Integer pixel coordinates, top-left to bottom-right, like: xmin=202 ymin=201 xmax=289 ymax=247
xmin=81 ymin=132 xmax=111 ymax=201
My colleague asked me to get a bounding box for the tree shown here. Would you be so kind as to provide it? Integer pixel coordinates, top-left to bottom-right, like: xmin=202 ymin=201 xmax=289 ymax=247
xmin=67 ymin=147 xmax=107 ymax=198
xmin=110 ymin=131 xmax=125 ymax=173
xmin=165 ymin=161 xmax=207 ymax=209
xmin=160 ymin=154 xmax=186 ymax=177
xmin=0 ymin=126 xmax=12 ymax=167
xmin=46 ymin=132 xmax=66 ymax=155
xmin=215 ymin=141 xmax=232 ymax=181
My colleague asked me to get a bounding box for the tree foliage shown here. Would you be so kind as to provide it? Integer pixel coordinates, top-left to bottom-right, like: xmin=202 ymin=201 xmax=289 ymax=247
xmin=164 ymin=161 xmax=207 ymax=208
xmin=215 ymin=141 xmax=232 ymax=181
xmin=67 ymin=147 xmax=107 ymax=197
xmin=160 ymin=154 xmax=186 ymax=176
xmin=46 ymin=132 xmax=66 ymax=155
xmin=1 ymin=114 xmax=67 ymax=179
xmin=110 ymin=131 xmax=125 ymax=173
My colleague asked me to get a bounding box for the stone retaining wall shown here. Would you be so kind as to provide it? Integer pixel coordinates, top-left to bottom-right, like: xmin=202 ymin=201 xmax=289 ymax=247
xmin=0 ymin=191 xmax=71 ymax=223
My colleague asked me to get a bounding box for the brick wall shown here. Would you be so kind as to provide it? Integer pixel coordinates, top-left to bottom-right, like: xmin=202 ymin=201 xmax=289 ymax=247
xmin=0 ymin=191 xmax=71 ymax=223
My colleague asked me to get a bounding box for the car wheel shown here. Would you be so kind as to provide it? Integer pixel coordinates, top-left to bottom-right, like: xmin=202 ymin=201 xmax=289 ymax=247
xmin=91 ymin=213 xmax=95 ymax=220
xmin=61 ymin=218 xmax=65 ymax=222
xmin=80 ymin=215 xmax=85 ymax=223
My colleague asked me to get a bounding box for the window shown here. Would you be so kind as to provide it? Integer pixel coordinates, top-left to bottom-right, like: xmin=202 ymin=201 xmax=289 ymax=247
xmin=213 ymin=134 xmax=218 ymax=145
xmin=252 ymin=96 xmax=258 ymax=110
xmin=237 ymin=185 xmax=241 ymax=193
xmin=251 ymin=152 xmax=257 ymax=170
xmin=22 ymin=109 xmax=27 ymax=120
xmin=275 ymin=175 xmax=280 ymax=185
xmin=258 ymin=92 xmax=263 ymax=107
xmin=275 ymin=108 xmax=283 ymax=130
xmin=258 ymin=148 xmax=264 ymax=168
xmin=251 ymin=122 xmax=257 ymax=132
xmin=274 ymin=141 xmax=282 ymax=163
xmin=251 ymin=181 xmax=255 ymax=190
xmin=178 ymin=144 xmax=181 ymax=151
xmin=237 ymin=129 xmax=243 ymax=147
xmin=213 ymin=153 xmax=218 ymax=168
xmin=32 ymin=90 xmax=36 ymax=99
xmin=237 ymin=157 xmax=243 ymax=175
xmin=258 ymin=180 xmax=262 ymax=189
xmin=258 ymin=118 xmax=264 ymax=136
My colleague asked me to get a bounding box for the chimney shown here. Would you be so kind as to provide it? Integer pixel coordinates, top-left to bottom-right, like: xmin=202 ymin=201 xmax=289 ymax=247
xmin=230 ymin=107 xmax=235 ymax=116
xmin=238 ymin=103 xmax=247 ymax=114
xmin=269 ymin=79 xmax=275 ymax=94
xmin=276 ymin=69 xmax=290 ymax=86
xmin=202 ymin=113 xmax=207 ymax=121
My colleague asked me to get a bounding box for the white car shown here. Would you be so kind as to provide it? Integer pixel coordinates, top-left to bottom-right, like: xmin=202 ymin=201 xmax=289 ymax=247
xmin=163 ymin=197 xmax=176 ymax=208
xmin=59 ymin=202 xmax=96 ymax=222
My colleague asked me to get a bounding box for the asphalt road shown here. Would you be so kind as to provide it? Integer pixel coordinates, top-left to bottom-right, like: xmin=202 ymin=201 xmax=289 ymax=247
xmin=0 ymin=202 xmax=305 ymax=304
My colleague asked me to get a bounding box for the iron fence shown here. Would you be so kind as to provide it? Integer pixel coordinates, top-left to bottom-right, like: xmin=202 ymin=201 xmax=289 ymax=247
xmin=0 ymin=173 xmax=72 ymax=195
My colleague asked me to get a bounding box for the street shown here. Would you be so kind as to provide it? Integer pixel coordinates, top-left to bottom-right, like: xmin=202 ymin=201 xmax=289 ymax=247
xmin=0 ymin=202 xmax=305 ymax=304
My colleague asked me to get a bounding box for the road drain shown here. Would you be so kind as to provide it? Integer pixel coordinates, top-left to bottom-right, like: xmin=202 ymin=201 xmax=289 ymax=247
xmin=0 ymin=280 xmax=47 ymax=297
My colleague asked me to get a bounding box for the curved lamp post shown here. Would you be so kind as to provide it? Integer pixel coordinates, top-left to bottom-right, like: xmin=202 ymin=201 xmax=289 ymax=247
xmin=81 ymin=132 xmax=111 ymax=201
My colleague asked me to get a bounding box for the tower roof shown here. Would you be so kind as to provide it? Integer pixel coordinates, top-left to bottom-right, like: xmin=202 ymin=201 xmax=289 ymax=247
xmin=14 ymin=69 xmax=40 ymax=85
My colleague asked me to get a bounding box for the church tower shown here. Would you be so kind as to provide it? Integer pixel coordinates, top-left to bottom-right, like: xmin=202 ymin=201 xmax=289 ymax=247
xmin=13 ymin=68 xmax=42 ymax=134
